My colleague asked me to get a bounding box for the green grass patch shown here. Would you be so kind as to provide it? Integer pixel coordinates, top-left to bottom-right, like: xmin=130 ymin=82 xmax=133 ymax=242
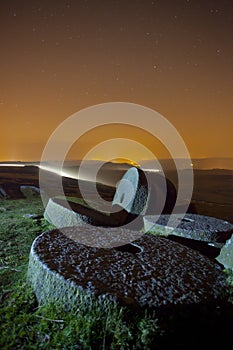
xmin=224 ymin=268 xmax=233 ymax=303
xmin=1 ymin=275 xmax=159 ymax=350
xmin=54 ymin=196 xmax=87 ymax=205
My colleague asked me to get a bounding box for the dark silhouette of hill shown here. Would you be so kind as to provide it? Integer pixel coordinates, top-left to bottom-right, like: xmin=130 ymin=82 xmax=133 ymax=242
xmin=0 ymin=163 xmax=232 ymax=223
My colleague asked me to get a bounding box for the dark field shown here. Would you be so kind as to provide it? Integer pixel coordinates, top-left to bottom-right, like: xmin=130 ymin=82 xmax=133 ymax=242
xmin=0 ymin=165 xmax=232 ymax=223
xmin=167 ymin=169 xmax=233 ymax=223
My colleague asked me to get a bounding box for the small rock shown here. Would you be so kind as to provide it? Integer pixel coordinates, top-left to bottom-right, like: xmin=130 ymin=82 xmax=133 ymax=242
xmin=20 ymin=185 xmax=40 ymax=198
xmin=23 ymin=213 xmax=40 ymax=219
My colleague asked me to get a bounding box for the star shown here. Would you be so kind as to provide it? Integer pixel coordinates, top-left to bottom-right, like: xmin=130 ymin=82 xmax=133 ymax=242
xmin=210 ymin=9 xmax=219 ymax=14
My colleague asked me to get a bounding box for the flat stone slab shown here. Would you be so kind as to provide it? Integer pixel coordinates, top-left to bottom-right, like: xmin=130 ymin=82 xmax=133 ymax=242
xmin=27 ymin=227 xmax=228 ymax=310
xmin=144 ymin=213 xmax=233 ymax=244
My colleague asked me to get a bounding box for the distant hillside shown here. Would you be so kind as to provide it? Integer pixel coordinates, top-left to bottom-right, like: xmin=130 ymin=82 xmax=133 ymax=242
xmin=191 ymin=158 xmax=233 ymax=170
xmin=1 ymin=157 xmax=233 ymax=170
xmin=141 ymin=158 xmax=233 ymax=170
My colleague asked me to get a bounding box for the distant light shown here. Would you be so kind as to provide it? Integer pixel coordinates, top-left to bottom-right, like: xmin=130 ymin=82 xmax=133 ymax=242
xmin=111 ymin=158 xmax=140 ymax=167
xmin=39 ymin=165 xmax=76 ymax=179
xmin=143 ymin=168 xmax=160 ymax=172
xmin=0 ymin=163 xmax=25 ymax=167
xmin=190 ymin=163 xmax=194 ymax=167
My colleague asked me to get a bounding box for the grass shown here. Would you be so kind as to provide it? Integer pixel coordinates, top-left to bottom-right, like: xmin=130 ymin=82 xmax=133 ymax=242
xmin=54 ymin=196 xmax=87 ymax=205
xmin=225 ymin=268 xmax=233 ymax=303
xmin=0 ymin=195 xmax=233 ymax=349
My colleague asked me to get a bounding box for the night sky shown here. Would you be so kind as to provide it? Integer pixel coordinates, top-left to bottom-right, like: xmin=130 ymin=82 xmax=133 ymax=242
xmin=1 ymin=0 xmax=233 ymax=162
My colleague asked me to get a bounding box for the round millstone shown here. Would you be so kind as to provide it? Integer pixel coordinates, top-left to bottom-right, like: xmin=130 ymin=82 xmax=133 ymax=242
xmin=112 ymin=166 xmax=148 ymax=214
xmin=27 ymin=226 xmax=228 ymax=309
xmin=144 ymin=213 xmax=233 ymax=244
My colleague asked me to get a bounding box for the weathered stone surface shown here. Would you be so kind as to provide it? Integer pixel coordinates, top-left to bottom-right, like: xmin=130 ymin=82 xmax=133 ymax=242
xmin=44 ymin=198 xmax=94 ymax=228
xmin=144 ymin=213 xmax=233 ymax=243
xmin=112 ymin=167 xmax=177 ymax=216
xmin=216 ymin=236 xmax=233 ymax=271
xmin=166 ymin=235 xmax=222 ymax=259
xmin=27 ymin=227 xmax=227 ymax=309
xmin=112 ymin=167 xmax=148 ymax=214
xmin=145 ymin=172 xmax=177 ymax=215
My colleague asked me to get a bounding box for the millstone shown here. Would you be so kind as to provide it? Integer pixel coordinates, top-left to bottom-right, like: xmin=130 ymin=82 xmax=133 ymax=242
xmin=112 ymin=167 xmax=177 ymax=216
xmin=27 ymin=226 xmax=227 ymax=309
xmin=144 ymin=213 xmax=233 ymax=243
xmin=44 ymin=197 xmax=94 ymax=228
xmin=112 ymin=167 xmax=148 ymax=214
xmin=44 ymin=167 xmax=177 ymax=230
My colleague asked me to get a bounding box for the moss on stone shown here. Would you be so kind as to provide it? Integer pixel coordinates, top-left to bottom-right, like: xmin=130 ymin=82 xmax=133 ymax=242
xmin=217 ymin=237 xmax=233 ymax=271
